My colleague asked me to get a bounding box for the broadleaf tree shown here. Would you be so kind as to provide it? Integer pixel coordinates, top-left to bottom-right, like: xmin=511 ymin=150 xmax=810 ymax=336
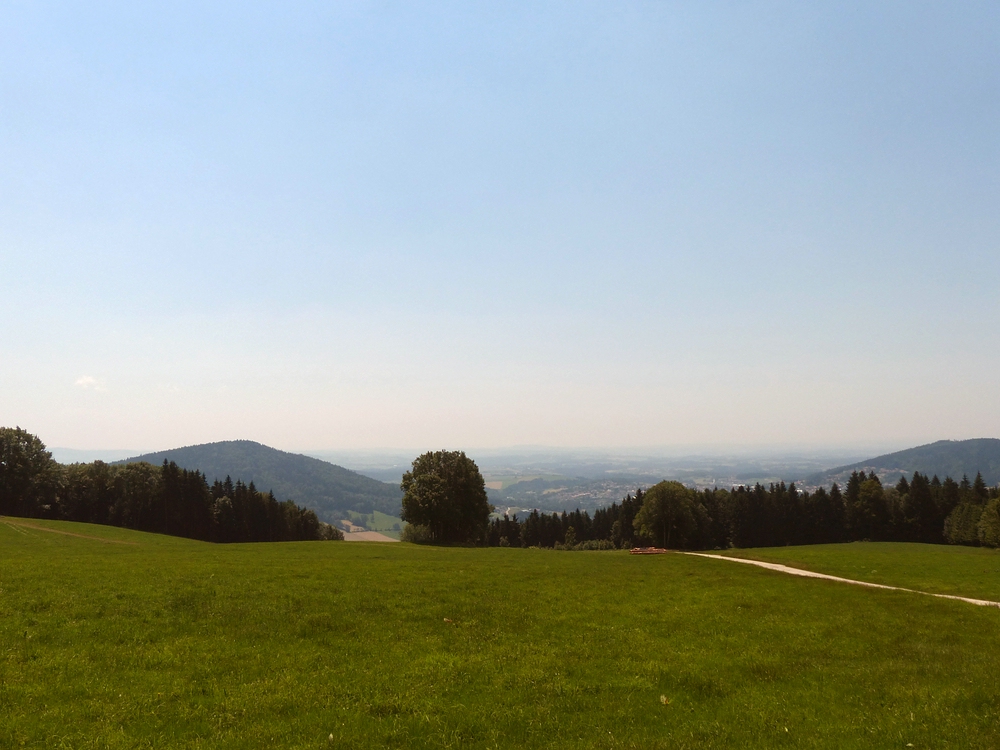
xmin=633 ymin=480 xmax=699 ymax=549
xmin=0 ymin=426 xmax=62 ymax=518
xmin=400 ymin=450 xmax=492 ymax=544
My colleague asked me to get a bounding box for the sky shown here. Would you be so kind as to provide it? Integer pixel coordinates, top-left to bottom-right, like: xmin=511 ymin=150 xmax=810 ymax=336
xmin=2 ymin=2 xmax=999 ymax=453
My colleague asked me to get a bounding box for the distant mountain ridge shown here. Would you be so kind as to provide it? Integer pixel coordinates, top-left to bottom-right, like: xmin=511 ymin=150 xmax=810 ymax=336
xmin=119 ymin=441 xmax=402 ymax=522
xmin=807 ymin=439 xmax=1000 ymax=486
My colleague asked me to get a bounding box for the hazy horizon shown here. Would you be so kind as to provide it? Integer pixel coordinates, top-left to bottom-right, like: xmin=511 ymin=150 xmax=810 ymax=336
xmin=4 ymin=3 xmax=998 ymax=451
xmin=46 ymin=438 xmax=931 ymax=469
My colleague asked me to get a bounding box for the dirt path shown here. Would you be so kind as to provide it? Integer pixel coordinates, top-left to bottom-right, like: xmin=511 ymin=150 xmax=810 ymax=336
xmin=0 ymin=517 xmax=139 ymax=545
xmin=683 ymin=552 xmax=1000 ymax=608
xmin=342 ymin=531 xmax=399 ymax=542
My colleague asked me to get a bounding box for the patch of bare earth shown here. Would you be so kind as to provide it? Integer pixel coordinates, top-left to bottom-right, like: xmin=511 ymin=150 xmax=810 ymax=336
xmin=342 ymin=531 xmax=399 ymax=543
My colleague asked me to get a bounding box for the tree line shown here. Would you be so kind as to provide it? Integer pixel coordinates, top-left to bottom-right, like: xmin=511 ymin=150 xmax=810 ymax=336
xmin=0 ymin=427 xmax=342 ymax=543
xmin=487 ymin=472 xmax=1000 ymax=550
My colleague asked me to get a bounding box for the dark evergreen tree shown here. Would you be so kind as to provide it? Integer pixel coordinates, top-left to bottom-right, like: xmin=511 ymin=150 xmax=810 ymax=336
xmin=902 ymin=472 xmax=939 ymax=543
xmin=859 ymin=475 xmax=889 ymax=540
xmin=973 ymin=472 xmax=989 ymax=503
xmin=844 ymin=472 xmax=864 ymax=539
xmin=895 ymin=475 xmax=910 ymax=495
xmin=828 ymin=483 xmax=845 ymax=541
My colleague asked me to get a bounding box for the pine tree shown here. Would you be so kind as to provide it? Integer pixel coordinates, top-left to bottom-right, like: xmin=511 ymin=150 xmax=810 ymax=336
xmin=844 ymin=472 xmax=864 ymax=539
xmin=895 ymin=475 xmax=910 ymax=494
xmin=827 ymin=483 xmax=845 ymax=541
xmin=903 ymin=472 xmax=939 ymax=543
xmin=974 ymin=472 xmax=989 ymax=503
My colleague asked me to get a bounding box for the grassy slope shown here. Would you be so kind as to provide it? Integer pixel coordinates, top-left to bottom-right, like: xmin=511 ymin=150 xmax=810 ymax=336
xmin=723 ymin=542 xmax=1000 ymax=601
xmin=2 ymin=521 xmax=1000 ymax=749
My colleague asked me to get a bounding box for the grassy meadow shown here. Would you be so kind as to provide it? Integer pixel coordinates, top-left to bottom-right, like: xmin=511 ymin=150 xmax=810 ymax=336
xmin=2 ymin=518 xmax=1000 ymax=749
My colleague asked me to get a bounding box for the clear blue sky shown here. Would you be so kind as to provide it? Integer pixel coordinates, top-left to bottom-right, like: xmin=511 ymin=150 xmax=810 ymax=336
xmin=2 ymin=2 xmax=998 ymax=452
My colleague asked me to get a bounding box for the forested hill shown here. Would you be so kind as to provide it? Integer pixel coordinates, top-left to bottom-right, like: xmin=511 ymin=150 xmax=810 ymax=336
xmin=808 ymin=439 xmax=1000 ymax=486
xmin=119 ymin=441 xmax=401 ymax=521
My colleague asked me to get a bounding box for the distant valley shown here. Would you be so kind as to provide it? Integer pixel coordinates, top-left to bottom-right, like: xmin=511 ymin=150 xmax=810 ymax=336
xmin=96 ymin=438 xmax=1000 ymax=522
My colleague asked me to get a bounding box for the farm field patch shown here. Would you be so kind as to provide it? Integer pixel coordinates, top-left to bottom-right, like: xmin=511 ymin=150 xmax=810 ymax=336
xmin=482 ymin=474 xmax=565 ymax=490
xmin=346 ymin=510 xmax=403 ymax=539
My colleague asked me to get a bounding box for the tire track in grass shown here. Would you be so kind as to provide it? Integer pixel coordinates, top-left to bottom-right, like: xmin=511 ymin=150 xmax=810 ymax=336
xmin=0 ymin=517 xmax=138 ymax=545
xmin=684 ymin=552 xmax=1000 ymax=609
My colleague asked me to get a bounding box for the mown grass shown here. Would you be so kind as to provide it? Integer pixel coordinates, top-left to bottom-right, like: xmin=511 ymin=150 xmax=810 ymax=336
xmin=2 ymin=518 xmax=999 ymax=748
xmin=724 ymin=542 xmax=1000 ymax=602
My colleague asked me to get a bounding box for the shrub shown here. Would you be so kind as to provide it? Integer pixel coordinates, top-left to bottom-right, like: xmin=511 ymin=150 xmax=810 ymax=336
xmin=400 ymin=524 xmax=435 ymax=544
xmin=576 ymin=539 xmax=616 ymax=551
xmin=977 ymin=499 xmax=1000 ymax=548
xmin=944 ymin=503 xmax=983 ymax=546
xmin=320 ymin=523 xmax=345 ymax=541
xmin=554 ymin=539 xmax=616 ymax=551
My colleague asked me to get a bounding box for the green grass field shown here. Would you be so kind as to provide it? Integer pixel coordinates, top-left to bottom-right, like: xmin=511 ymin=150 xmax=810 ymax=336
xmin=2 ymin=518 xmax=1000 ymax=748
